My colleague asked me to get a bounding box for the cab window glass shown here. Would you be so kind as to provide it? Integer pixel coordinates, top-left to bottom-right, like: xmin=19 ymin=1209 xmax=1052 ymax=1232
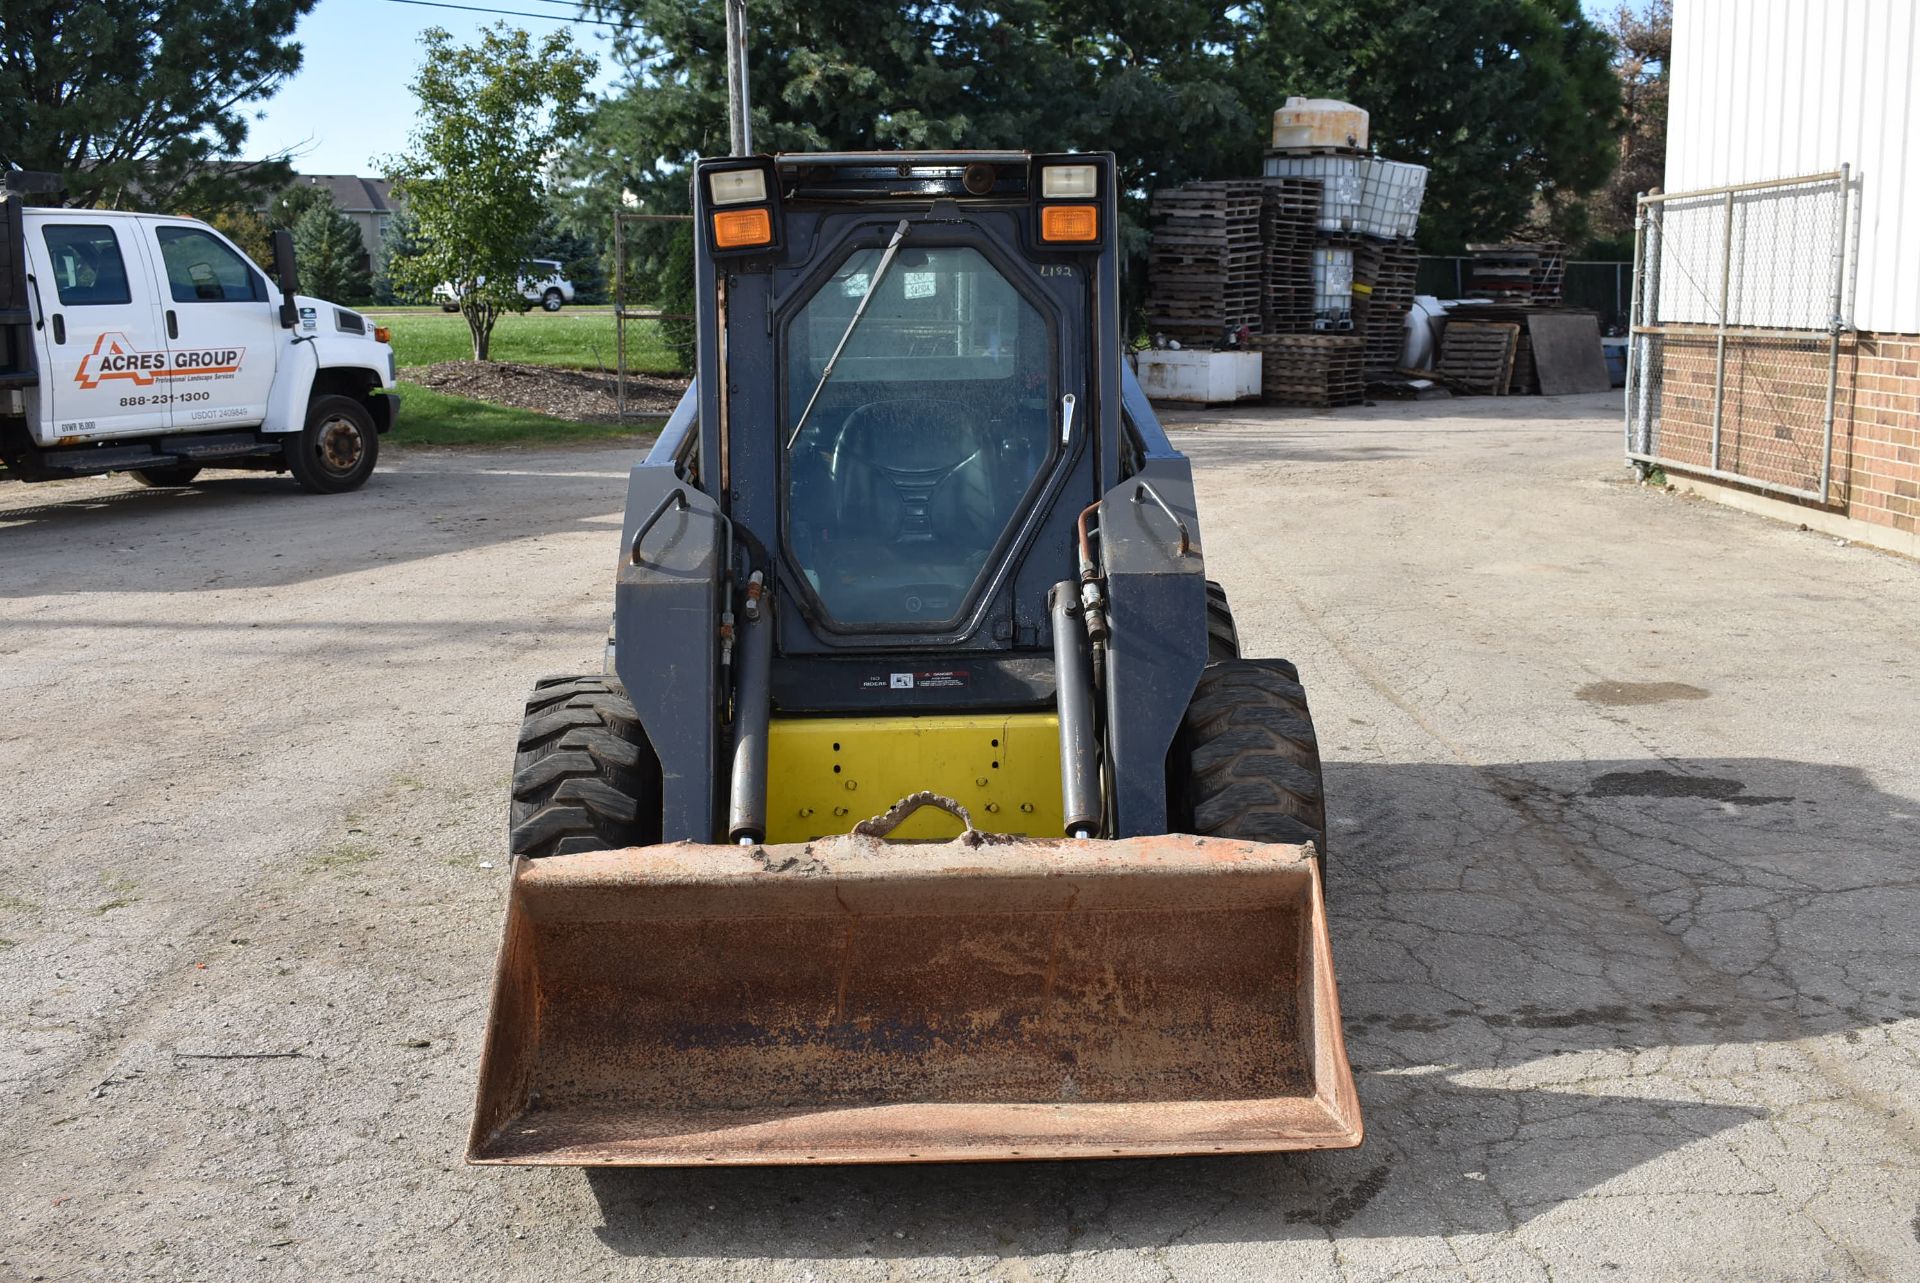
xmin=41 ymin=225 xmax=132 ymax=306
xmin=155 ymin=227 xmax=266 ymax=303
xmin=783 ymin=244 xmax=1055 ymax=628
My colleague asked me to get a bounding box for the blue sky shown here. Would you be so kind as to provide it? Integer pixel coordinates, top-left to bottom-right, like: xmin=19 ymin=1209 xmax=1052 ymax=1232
xmin=248 ymin=0 xmax=1636 ymax=177
xmin=246 ymin=0 xmax=626 ymax=175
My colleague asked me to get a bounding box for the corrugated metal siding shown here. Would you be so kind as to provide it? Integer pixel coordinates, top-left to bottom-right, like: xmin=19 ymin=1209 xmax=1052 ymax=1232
xmin=1667 ymin=0 xmax=1920 ymax=332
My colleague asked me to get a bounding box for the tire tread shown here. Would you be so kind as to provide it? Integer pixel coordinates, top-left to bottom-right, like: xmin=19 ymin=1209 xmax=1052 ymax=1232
xmin=507 ymin=675 xmax=661 ymax=858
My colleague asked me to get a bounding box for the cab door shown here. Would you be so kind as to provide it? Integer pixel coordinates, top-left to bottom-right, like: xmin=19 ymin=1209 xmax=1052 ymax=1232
xmin=143 ymin=221 xmax=280 ymax=429
xmin=32 ymin=219 xmax=170 ymax=441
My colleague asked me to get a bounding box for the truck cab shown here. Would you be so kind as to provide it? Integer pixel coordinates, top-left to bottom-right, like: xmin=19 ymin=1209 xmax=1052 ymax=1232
xmin=0 ymin=187 xmax=398 ymax=493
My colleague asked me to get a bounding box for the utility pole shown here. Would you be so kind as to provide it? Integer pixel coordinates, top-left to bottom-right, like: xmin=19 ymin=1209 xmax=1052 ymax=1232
xmin=725 ymin=0 xmax=753 ymax=155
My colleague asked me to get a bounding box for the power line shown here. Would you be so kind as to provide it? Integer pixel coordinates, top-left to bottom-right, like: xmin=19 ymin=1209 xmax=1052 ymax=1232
xmin=380 ymin=0 xmax=628 ymax=28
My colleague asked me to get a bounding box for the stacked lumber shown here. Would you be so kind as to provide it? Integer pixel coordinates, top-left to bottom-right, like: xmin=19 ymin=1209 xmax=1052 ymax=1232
xmin=1146 ymin=181 xmax=1266 ymax=343
xmin=1259 ymin=178 xmax=1321 ymax=334
xmin=1464 ymin=243 xmax=1568 ymax=304
xmin=1436 ymin=321 xmax=1521 ymax=395
xmin=1351 ymin=237 xmax=1420 ymax=373
xmin=1252 ymin=333 xmax=1366 ymax=407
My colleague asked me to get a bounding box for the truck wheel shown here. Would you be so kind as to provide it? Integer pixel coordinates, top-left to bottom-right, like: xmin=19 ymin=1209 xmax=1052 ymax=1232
xmin=1204 ymin=579 xmax=1240 ymax=662
xmin=509 ymin=675 xmax=662 ymax=857
xmin=131 ymin=464 xmax=202 ymax=488
xmin=1173 ymin=658 xmax=1327 ymax=863
xmin=285 ymin=395 xmax=379 ymax=494
xmin=440 ymin=301 xmax=459 ymax=312
xmin=541 ymin=289 xmax=563 ymax=312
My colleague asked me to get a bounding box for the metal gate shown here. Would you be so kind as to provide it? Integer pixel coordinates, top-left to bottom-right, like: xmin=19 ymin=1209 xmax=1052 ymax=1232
xmin=1625 ymin=169 xmax=1854 ymax=502
xmin=612 ymin=210 xmax=694 ymax=419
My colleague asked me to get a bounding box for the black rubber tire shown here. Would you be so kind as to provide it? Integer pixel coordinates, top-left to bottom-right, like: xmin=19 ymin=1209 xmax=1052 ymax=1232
xmin=440 ymin=302 xmax=459 ymax=312
xmin=541 ymin=289 xmax=564 ymax=312
xmin=285 ymin=394 xmax=379 ymax=494
xmin=1204 ymin=579 xmax=1240 ymax=663
xmin=131 ymin=464 xmax=202 ymax=488
xmin=508 ymin=675 xmax=662 ymax=858
xmin=1174 ymin=658 xmax=1328 ymax=863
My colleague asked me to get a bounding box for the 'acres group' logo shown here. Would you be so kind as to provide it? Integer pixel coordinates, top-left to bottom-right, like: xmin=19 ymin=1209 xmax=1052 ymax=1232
xmin=74 ymin=333 xmax=244 ymax=389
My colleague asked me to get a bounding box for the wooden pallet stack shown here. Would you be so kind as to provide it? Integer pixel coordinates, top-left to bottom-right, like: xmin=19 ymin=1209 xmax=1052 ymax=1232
xmin=1146 ymin=181 xmax=1266 ymax=343
xmin=1251 ymin=333 xmax=1366 ymax=407
xmin=1464 ymin=243 xmax=1568 ymax=304
xmin=1259 ymin=178 xmax=1321 ymax=334
xmin=1351 ymin=237 xmax=1420 ymax=373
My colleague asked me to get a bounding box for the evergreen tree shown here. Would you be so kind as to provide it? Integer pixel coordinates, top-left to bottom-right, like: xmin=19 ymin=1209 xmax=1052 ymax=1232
xmin=375 ymin=211 xmax=427 ymax=305
xmin=533 ymin=214 xmax=608 ymax=305
xmin=292 ymin=200 xmax=373 ymax=304
xmin=0 ymin=0 xmax=317 ymax=209
xmin=1243 ymin=0 xmax=1622 ymax=252
xmin=567 ymin=0 xmax=1621 ymax=304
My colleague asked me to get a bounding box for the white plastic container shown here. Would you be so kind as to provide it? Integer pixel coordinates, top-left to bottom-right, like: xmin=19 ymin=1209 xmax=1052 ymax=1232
xmin=1311 ymin=247 xmax=1354 ymax=328
xmin=1271 ymin=97 xmax=1370 ymax=150
xmin=1134 ymin=349 xmax=1263 ymax=404
xmin=1263 ymin=152 xmax=1365 ymax=232
xmin=1356 ymin=159 xmax=1428 ymax=239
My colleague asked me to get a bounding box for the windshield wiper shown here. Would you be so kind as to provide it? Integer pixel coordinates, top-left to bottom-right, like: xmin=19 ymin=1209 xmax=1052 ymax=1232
xmin=785 ymin=218 xmax=911 ymax=450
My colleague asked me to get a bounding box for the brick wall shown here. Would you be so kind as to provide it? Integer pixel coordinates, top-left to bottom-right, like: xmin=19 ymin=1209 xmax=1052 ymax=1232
xmin=1655 ymin=334 xmax=1920 ymax=536
xmin=1839 ymin=337 xmax=1920 ymax=534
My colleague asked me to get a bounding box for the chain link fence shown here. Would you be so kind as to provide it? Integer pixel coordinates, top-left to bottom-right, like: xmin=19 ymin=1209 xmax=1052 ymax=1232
xmin=613 ymin=211 xmax=696 ymax=419
xmin=1626 ymin=170 xmax=1854 ymax=502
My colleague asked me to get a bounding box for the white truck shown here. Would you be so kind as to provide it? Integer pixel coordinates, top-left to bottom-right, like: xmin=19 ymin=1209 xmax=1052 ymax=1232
xmin=0 ymin=186 xmax=398 ymax=493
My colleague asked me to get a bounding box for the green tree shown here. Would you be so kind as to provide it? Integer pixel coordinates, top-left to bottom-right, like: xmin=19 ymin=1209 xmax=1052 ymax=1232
xmin=570 ymin=0 xmax=1617 ymax=313
xmin=1587 ymin=0 xmax=1670 ymax=250
xmin=267 ymin=182 xmax=334 ymax=231
xmin=1244 ymin=0 xmax=1622 ymax=251
xmin=374 ymin=211 xmax=427 ymax=306
xmin=570 ymin=0 xmax=1259 ymax=319
xmin=0 ymin=0 xmax=317 ymax=209
xmin=386 ymin=24 xmax=595 ymax=361
xmin=655 ymin=223 xmax=697 ymax=374
xmin=292 ymin=200 xmax=372 ymax=303
xmin=533 ymin=213 xmax=608 ymax=305
xmin=208 ymin=206 xmax=274 ymax=266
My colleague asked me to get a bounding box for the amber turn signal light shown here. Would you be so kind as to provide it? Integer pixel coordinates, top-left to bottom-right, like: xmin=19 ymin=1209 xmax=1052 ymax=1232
xmin=1040 ymin=204 xmax=1098 ymax=243
xmin=712 ymin=207 xmax=773 ymax=250
xmin=373 ymin=325 xmax=392 ymax=344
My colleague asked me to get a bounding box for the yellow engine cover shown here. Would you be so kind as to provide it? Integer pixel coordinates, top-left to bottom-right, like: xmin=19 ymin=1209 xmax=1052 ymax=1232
xmin=765 ymin=713 xmax=1064 ymax=842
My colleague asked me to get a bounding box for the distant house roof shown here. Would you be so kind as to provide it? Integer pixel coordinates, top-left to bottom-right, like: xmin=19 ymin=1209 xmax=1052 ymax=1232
xmin=287 ymin=173 xmax=395 ymax=214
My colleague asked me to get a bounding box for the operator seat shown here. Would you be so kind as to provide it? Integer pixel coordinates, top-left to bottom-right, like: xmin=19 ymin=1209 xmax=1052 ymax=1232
xmin=828 ymin=398 xmax=999 ymax=550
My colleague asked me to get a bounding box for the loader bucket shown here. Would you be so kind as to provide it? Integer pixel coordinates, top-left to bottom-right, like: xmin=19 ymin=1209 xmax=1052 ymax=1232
xmin=467 ymin=832 xmax=1361 ymax=1165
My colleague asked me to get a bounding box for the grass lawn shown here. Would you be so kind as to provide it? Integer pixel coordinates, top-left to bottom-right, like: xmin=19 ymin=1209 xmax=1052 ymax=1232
xmin=387 ymin=383 xmax=661 ymax=450
xmin=366 ymin=307 xmax=684 ymax=375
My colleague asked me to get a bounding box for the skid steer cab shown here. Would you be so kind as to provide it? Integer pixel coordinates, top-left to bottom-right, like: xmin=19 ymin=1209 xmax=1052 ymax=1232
xmin=0 ymin=186 xmax=397 ymax=493
xmin=471 ymin=151 xmax=1362 ymax=1167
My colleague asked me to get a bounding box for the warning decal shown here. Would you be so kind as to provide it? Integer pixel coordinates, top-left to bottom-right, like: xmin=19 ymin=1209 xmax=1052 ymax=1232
xmin=862 ymin=669 xmax=972 ymax=692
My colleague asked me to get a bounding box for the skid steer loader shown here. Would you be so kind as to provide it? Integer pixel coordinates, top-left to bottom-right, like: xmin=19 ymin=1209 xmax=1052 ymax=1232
xmin=468 ymin=151 xmax=1362 ymax=1166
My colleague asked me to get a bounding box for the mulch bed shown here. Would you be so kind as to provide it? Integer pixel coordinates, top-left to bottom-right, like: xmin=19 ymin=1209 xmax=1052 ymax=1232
xmin=410 ymin=360 xmax=689 ymax=422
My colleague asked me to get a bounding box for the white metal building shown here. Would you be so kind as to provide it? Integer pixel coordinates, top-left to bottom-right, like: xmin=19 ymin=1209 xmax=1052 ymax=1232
xmin=1637 ymin=0 xmax=1920 ymax=554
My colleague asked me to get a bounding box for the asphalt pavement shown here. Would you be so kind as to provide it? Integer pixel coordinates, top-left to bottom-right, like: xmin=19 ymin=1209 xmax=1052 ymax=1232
xmin=1 ymin=391 xmax=1915 ymax=1281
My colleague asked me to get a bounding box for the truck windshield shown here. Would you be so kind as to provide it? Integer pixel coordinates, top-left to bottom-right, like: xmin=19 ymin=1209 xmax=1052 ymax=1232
xmin=784 ymin=244 xmax=1054 ymax=628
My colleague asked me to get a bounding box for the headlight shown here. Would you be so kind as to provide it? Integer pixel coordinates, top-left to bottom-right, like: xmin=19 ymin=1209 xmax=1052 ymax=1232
xmin=1041 ymin=163 xmax=1098 ymax=200
xmin=709 ymin=168 xmax=768 ymax=206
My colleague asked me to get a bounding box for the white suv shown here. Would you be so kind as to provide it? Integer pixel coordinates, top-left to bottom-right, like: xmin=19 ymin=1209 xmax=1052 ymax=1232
xmin=435 ymin=259 xmax=576 ymax=312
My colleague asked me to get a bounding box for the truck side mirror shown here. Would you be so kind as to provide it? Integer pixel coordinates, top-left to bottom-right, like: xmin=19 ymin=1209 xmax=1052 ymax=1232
xmin=271 ymin=229 xmax=299 ymax=328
